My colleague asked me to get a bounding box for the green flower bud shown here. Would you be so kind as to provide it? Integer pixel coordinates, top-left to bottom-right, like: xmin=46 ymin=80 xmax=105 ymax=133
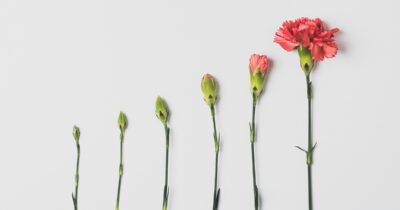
xmin=201 ymin=74 xmax=217 ymax=106
xmin=298 ymin=46 xmax=314 ymax=76
xmin=72 ymin=125 xmax=80 ymax=143
xmin=155 ymin=96 xmax=169 ymax=124
xmin=118 ymin=111 xmax=128 ymax=131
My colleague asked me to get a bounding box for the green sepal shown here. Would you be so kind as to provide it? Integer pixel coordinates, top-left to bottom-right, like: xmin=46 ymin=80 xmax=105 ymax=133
xmin=250 ymin=70 xmax=265 ymax=97
xmin=298 ymin=46 xmax=314 ymax=76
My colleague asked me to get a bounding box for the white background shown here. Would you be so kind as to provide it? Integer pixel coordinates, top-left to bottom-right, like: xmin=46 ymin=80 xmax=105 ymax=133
xmin=1 ymin=0 xmax=399 ymax=210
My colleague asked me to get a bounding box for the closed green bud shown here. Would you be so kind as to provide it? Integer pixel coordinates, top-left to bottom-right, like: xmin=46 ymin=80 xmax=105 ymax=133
xmin=118 ymin=111 xmax=128 ymax=131
xmin=72 ymin=125 xmax=80 ymax=143
xmin=201 ymin=74 xmax=217 ymax=106
xmin=155 ymin=96 xmax=169 ymax=124
xmin=298 ymin=46 xmax=314 ymax=76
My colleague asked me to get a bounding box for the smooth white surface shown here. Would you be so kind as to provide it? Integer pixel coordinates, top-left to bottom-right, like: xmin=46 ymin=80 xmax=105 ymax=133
xmin=1 ymin=0 xmax=399 ymax=209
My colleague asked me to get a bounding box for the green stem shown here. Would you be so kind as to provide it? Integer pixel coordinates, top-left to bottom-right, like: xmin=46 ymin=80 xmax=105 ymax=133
xmin=306 ymin=75 xmax=313 ymax=210
xmin=73 ymin=143 xmax=80 ymax=210
xmin=210 ymin=105 xmax=220 ymax=210
xmin=116 ymin=131 xmax=124 ymax=210
xmin=163 ymin=124 xmax=170 ymax=210
xmin=250 ymin=93 xmax=258 ymax=210
xmin=307 ymin=165 xmax=313 ymax=210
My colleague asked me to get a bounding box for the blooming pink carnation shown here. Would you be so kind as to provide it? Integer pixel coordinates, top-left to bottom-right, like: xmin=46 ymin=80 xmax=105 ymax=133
xmin=274 ymin=17 xmax=339 ymax=61
xmin=249 ymin=54 xmax=269 ymax=75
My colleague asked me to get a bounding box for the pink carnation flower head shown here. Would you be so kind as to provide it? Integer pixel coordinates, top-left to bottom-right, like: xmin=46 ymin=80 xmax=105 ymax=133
xmin=274 ymin=17 xmax=339 ymax=62
xmin=249 ymin=54 xmax=269 ymax=97
xmin=249 ymin=54 xmax=269 ymax=75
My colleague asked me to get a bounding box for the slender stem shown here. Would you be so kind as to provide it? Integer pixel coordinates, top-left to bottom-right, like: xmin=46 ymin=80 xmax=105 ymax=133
xmin=73 ymin=143 xmax=80 ymax=210
xmin=164 ymin=124 xmax=169 ymax=188
xmin=251 ymin=142 xmax=256 ymax=189
xmin=210 ymin=105 xmax=220 ymax=210
xmin=213 ymin=151 xmax=219 ymax=206
xmin=250 ymin=93 xmax=258 ymax=210
xmin=163 ymin=123 xmax=170 ymax=210
xmin=306 ymin=75 xmax=313 ymax=210
xmin=307 ymin=165 xmax=313 ymax=210
xmin=116 ymin=131 xmax=124 ymax=210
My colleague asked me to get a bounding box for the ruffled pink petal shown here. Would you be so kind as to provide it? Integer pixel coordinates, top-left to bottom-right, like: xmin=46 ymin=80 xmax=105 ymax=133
xmin=274 ymin=30 xmax=299 ymax=51
xmin=322 ymin=43 xmax=338 ymax=58
xmin=309 ymin=43 xmax=324 ymax=61
xmin=274 ymin=17 xmax=340 ymax=62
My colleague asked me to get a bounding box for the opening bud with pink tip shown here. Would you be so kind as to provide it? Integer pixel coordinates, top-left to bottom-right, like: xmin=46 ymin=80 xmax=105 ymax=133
xmin=249 ymin=54 xmax=269 ymax=97
xmin=201 ymin=74 xmax=218 ymax=106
